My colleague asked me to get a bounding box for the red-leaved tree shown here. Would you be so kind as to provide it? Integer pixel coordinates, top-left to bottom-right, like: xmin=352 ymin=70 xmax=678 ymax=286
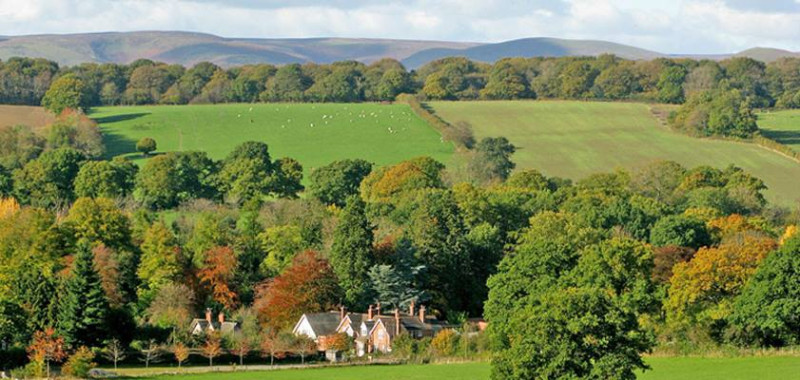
xmin=198 ymin=246 xmax=238 ymax=310
xmin=253 ymin=250 xmax=341 ymax=330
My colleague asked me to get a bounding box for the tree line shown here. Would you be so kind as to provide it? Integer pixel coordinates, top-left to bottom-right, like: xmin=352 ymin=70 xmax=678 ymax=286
xmin=1 ymin=133 xmax=799 ymax=377
xmin=2 ymin=54 xmax=799 ymax=108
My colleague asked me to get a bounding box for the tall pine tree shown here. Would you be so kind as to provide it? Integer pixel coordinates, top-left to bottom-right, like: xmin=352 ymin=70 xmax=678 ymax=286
xmin=329 ymin=195 xmax=374 ymax=309
xmin=57 ymin=243 xmax=110 ymax=348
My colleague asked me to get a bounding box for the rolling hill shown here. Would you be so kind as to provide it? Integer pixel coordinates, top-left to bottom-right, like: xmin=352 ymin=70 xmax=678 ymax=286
xmin=0 ymin=31 xmax=797 ymax=69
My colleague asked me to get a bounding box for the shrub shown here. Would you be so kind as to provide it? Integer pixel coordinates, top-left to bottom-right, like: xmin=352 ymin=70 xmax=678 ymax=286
xmin=431 ymin=329 xmax=459 ymax=357
xmin=61 ymin=346 xmax=96 ymax=379
xmin=136 ymin=137 xmax=157 ymax=155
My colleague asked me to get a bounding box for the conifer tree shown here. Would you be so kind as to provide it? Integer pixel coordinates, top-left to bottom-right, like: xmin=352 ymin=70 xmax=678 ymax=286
xmin=329 ymin=195 xmax=374 ymax=309
xmin=57 ymin=243 xmax=110 ymax=348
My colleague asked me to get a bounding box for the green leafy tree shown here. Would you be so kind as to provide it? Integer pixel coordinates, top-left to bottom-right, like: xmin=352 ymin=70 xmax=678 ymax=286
xmin=729 ymin=235 xmax=800 ymax=346
xmin=57 ymin=244 xmax=110 ymax=348
xmin=217 ymin=141 xmax=303 ymax=203
xmin=41 ymin=74 xmax=89 ymax=114
xmin=308 ymin=159 xmax=373 ymax=207
xmin=492 ymin=287 xmax=652 ymax=380
xmin=657 ymin=65 xmax=687 ymax=104
xmin=650 ymin=215 xmax=711 ymax=249
xmin=330 ymin=195 xmax=375 ymax=309
xmin=137 ymin=222 xmax=182 ymax=294
xmin=134 ymin=151 xmax=218 ymax=209
xmin=74 ymin=158 xmax=137 ymax=198
xmin=13 ymin=147 xmax=84 ymax=207
xmin=136 ymin=137 xmax=157 ymax=155
xmin=468 ymin=137 xmax=516 ymax=184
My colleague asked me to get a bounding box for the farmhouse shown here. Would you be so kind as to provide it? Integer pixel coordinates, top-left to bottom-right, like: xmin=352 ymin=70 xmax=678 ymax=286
xmin=189 ymin=308 xmax=239 ymax=336
xmin=294 ymin=302 xmax=448 ymax=357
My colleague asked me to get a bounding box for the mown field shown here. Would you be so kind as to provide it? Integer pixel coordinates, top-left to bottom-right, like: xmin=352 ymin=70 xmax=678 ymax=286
xmin=90 ymin=103 xmax=454 ymax=176
xmin=127 ymin=357 xmax=800 ymax=380
xmin=0 ymin=104 xmax=54 ymax=129
xmin=430 ymin=101 xmax=800 ymax=206
xmin=758 ymin=109 xmax=800 ymax=151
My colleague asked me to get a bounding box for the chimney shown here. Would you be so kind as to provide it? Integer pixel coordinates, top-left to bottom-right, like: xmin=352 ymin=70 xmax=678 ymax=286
xmin=205 ymin=308 xmax=212 ymax=324
xmin=218 ymin=311 xmax=225 ymax=324
xmin=376 ymin=302 xmax=381 ymax=316
xmin=368 ymin=304 xmax=374 ymax=320
xmin=394 ymin=309 xmax=401 ymax=336
xmin=418 ymin=305 xmax=426 ymax=323
xmin=409 ymin=300 xmax=415 ymax=316
xmin=339 ymin=305 xmax=346 ymax=320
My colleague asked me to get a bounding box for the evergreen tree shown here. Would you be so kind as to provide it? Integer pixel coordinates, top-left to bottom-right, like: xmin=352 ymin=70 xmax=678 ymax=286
xmin=329 ymin=195 xmax=374 ymax=309
xmin=57 ymin=244 xmax=110 ymax=348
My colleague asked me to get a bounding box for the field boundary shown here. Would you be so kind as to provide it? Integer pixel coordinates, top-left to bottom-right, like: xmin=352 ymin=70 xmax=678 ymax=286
xmin=648 ymin=105 xmax=800 ymax=164
xmin=397 ymin=94 xmax=474 ymax=151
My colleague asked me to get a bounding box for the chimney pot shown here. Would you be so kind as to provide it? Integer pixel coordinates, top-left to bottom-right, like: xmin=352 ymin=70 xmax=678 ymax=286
xmin=218 ymin=312 xmax=225 ymax=324
xmin=205 ymin=308 xmax=212 ymax=323
xmin=419 ymin=305 xmax=426 ymax=323
xmin=368 ymin=304 xmax=374 ymax=320
xmin=394 ymin=309 xmax=401 ymax=336
xmin=409 ymin=300 xmax=415 ymax=316
xmin=376 ymin=302 xmax=381 ymax=316
xmin=339 ymin=305 xmax=346 ymax=320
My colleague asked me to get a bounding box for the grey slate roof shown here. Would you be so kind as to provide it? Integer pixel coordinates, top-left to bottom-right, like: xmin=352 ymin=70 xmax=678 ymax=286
xmin=304 ymin=312 xmax=343 ymax=337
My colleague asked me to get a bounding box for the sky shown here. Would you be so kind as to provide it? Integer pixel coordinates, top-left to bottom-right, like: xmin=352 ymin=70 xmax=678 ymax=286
xmin=0 ymin=0 xmax=799 ymax=53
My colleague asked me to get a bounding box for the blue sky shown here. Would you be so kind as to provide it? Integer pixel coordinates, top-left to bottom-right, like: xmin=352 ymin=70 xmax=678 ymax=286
xmin=0 ymin=0 xmax=798 ymax=53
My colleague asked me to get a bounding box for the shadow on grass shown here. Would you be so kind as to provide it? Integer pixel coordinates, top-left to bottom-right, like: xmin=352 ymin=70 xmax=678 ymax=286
xmin=93 ymin=112 xmax=150 ymax=124
xmin=761 ymin=129 xmax=800 ymax=147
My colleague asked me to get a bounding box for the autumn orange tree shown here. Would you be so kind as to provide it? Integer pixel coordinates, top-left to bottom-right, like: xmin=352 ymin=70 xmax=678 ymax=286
xmin=253 ymin=250 xmax=341 ymax=331
xmin=201 ymin=332 xmax=223 ymax=367
xmin=27 ymin=327 xmax=67 ymax=378
xmin=665 ymin=233 xmax=777 ymax=335
xmin=172 ymin=342 xmax=190 ymax=368
xmin=198 ymin=245 xmax=238 ymax=310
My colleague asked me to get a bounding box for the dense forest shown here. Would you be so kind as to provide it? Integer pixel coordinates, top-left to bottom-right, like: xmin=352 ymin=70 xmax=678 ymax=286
xmin=0 ymin=126 xmax=799 ymax=377
xmin=2 ymin=54 xmax=800 ymax=138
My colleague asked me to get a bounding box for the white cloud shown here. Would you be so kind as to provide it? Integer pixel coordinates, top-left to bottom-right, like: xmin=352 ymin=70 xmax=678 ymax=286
xmin=0 ymin=0 xmax=797 ymax=53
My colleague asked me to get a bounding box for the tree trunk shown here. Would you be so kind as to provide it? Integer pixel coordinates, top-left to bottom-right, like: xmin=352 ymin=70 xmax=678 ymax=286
xmin=301 ymin=354 xmax=305 ymax=364
xmin=209 ymin=356 xmax=213 ymax=367
xmin=270 ymin=352 xmax=274 ymax=366
xmin=240 ymin=352 xmax=244 ymax=366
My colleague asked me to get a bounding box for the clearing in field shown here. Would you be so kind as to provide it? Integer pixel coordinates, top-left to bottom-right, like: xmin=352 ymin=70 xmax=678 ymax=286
xmin=430 ymin=101 xmax=800 ymax=206
xmin=126 ymin=357 xmax=800 ymax=380
xmin=90 ymin=103 xmax=453 ymax=175
xmin=0 ymin=104 xmax=55 ymax=129
xmin=758 ymin=109 xmax=800 ymax=152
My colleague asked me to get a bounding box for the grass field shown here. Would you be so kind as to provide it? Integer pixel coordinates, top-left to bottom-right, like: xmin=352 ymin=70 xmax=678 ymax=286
xmin=758 ymin=109 xmax=800 ymax=151
xmin=127 ymin=357 xmax=800 ymax=380
xmin=430 ymin=101 xmax=800 ymax=206
xmin=0 ymin=104 xmax=54 ymax=129
xmin=90 ymin=103 xmax=454 ymax=176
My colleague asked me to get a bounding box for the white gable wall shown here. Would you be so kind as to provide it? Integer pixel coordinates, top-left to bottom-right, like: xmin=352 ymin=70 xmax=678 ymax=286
xmin=293 ymin=316 xmax=318 ymax=340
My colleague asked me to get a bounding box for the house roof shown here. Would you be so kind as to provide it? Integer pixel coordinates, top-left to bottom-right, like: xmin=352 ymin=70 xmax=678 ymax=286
xmin=189 ymin=319 xmax=239 ymax=334
xmin=368 ymin=314 xmax=447 ymax=338
xmin=300 ymin=312 xmax=343 ymax=337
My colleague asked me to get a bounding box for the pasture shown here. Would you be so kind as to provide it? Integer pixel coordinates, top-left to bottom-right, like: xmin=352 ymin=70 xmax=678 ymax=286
xmin=430 ymin=101 xmax=800 ymax=206
xmin=758 ymin=109 xmax=800 ymax=151
xmin=126 ymin=357 xmax=800 ymax=380
xmin=90 ymin=103 xmax=454 ymax=175
xmin=0 ymin=104 xmax=55 ymax=129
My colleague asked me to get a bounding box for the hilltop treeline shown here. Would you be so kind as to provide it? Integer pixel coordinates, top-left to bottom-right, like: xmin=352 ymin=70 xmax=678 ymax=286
xmin=1 ymin=134 xmax=799 ymax=376
xmin=1 ymin=55 xmax=799 ymax=108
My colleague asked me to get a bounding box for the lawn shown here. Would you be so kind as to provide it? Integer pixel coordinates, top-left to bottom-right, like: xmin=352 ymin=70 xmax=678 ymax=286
xmin=758 ymin=109 xmax=800 ymax=151
xmin=90 ymin=103 xmax=454 ymax=177
xmin=129 ymin=357 xmax=800 ymax=380
xmin=430 ymin=101 xmax=800 ymax=207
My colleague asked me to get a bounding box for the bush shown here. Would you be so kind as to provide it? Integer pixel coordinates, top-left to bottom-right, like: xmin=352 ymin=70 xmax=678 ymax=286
xmin=136 ymin=137 xmax=157 ymax=155
xmin=61 ymin=346 xmax=96 ymax=379
xmin=431 ymin=329 xmax=459 ymax=357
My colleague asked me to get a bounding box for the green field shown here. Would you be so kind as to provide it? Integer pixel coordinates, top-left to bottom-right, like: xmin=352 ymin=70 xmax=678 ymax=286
xmin=431 ymin=101 xmax=800 ymax=206
xmin=758 ymin=109 xmax=800 ymax=151
xmin=130 ymin=357 xmax=800 ymax=380
xmin=90 ymin=103 xmax=454 ymax=176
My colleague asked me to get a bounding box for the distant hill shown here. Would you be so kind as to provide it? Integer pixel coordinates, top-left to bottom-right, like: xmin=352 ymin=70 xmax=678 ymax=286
xmin=401 ymin=37 xmax=664 ymax=68
xmin=0 ymin=31 xmax=796 ymax=69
